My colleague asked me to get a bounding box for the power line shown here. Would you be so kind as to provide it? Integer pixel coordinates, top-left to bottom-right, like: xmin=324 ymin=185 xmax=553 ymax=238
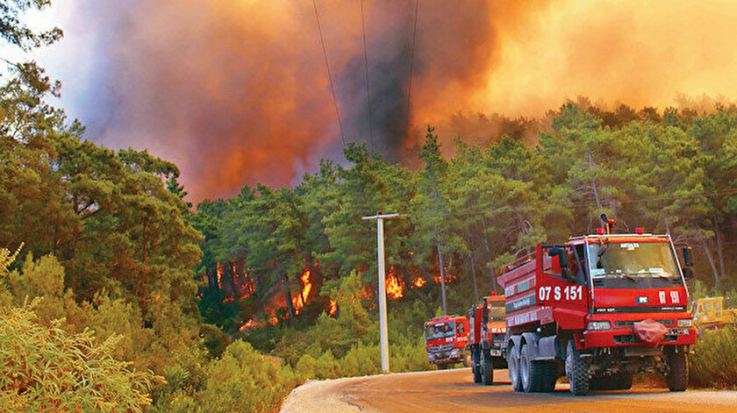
xmin=313 ymin=0 xmax=346 ymax=149
xmin=360 ymin=0 xmax=374 ymax=153
xmin=405 ymin=0 xmax=419 ymax=137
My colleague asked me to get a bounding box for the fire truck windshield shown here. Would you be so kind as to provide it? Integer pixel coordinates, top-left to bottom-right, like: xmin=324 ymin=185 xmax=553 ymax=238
xmin=425 ymin=323 xmax=455 ymax=340
xmin=487 ymin=302 xmax=506 ymax=321
xmin=587 ymin=242 xmax=681 ymax=281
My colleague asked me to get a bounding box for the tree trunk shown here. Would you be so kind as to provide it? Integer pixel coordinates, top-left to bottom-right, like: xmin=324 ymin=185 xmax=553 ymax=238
xmin=437 ymin=240 xmax=447 ymax=316
xmin=588 ymin=152 xmax=602 ymax=209
xmin=469 ymin=250 xmax=479 ymax=303
xmin=700 ymin=236 xmax=720 ymax=287
xmin=713 ymin=211 xmax=725 ymax=281
xmin=482 ymin=217 xmax=497 ymax=291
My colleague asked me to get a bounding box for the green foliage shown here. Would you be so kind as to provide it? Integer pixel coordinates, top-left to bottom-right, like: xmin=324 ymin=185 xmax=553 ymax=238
xmin=197 ymin=341 xmax=300 ymax=413
xmin=0 ymin=300 xmax=164 ymax=412
xmin=689 ymin=326 xmax=737 ymax=388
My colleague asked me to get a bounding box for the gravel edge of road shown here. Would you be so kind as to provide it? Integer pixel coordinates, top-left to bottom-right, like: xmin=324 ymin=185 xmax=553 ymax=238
xmin=279 ymin=378 xmax=360 ymax=413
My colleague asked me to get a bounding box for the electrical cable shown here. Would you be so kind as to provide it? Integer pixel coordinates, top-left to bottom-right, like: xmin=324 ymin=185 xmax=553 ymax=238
xmin=313 ymin=0 xmax=347 ymax=149
xmin=360 ymin=0 xmax=374 ymax=153
xmin=405 ymin=0 xmax=419 ymax=137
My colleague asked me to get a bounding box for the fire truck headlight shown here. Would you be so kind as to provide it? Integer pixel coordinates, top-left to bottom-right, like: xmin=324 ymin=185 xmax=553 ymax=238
xmin=677 ymin=319 xmax=693 ymax=328
xmin=586 ymin=321 xmax=612 ymax=331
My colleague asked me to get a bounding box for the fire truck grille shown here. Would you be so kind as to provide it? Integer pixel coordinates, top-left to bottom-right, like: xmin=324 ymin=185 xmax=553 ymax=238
xmin=615 ymin=319 xmax=674 ymax=327
xmin=491 ymin=334 xmax=505 ymax=347
xmin=429 ymin=343 xmax=454 ymax=353
xmin=613 ymin=334 xmax=678 ymax=344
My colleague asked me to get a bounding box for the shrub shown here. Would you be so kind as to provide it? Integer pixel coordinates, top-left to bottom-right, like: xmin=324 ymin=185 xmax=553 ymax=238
xmin=689 ymin=325 xmax=737 ymax=388
xmin=0 ymin=301 xmax=164 ymax=412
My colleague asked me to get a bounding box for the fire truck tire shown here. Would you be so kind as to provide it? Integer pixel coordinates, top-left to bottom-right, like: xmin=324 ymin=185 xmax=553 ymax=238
xmin=666 ymin=346 xmax=688 ymax=392
xmin=520 ymin=343 xmax=541 ymax=392
xmin=463 ymin=348 xmax=473 ymax=368
xmin=565 ymin=340 xmax=589 ymax=396
xmin=472 ymin=347 xmax=482 ymax=384
xmin=480 ymin=349 xmax=494 ymax=385
xmin=508 ymin=343 xmax=522 ymax=392
xmin=617 ymin=372 xmax=634 ymax=390
xmin=437 ymin=363 xmax=449 ymax=370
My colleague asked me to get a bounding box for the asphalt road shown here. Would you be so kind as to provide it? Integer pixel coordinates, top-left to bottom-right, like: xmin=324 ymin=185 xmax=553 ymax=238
xmin=280 ymin=368 xmax=737 ymax=413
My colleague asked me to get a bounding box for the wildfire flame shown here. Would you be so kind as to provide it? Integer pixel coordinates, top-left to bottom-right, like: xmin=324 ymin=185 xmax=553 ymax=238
xmin=238 ymin=319 xmax=255 ymax=332
xmin=216 ymin=262 xmax=224 ymax=289
xmin=386 ymin=267 xmax=404 ymax=299
xmin=413 ymin=277 xmax=426 ymax=288
xmin=292 ymin=269 xmax=313 ymax=315
xmin=328 ymin=300 xmax=337 ymax=317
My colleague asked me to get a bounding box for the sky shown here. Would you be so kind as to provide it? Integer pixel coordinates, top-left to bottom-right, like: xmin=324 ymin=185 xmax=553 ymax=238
xmin=18 ymin=0 xmax=737 ymax=201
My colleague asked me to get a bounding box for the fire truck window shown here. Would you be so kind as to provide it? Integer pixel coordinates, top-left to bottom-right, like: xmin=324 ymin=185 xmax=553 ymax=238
xmin=572 ymin=245 xmax=587 ymax=286
xmin=457 ymin=322 xmax=465 ymax=334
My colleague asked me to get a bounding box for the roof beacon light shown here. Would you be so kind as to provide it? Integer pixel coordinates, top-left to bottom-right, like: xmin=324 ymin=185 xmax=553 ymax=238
xmin=596 ymin=228 xmax=606 ymax=235
xmin=635 ymin=227 xmax=644 ymax=234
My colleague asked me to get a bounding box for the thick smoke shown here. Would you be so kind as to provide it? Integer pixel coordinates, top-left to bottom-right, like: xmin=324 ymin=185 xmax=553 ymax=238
xmin=49 ymin=0 xmax=737 ymax=200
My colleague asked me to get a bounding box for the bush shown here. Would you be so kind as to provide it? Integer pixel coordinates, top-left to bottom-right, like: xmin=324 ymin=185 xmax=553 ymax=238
xmin=689 ymin=325 xmax=737 ymax=388
xmin=0 ymin=301 xmax=164 ymax=412
xmin=197 ymin=341 xmax=302 ymax=413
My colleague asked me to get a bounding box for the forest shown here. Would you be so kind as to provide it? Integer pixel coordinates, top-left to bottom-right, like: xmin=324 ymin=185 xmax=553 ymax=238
xmin=2 ymin=1 xmax=737 ymax=412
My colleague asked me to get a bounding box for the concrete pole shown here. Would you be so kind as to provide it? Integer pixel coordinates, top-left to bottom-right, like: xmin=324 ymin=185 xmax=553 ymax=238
xmin=362 ymin=213 xmax=407 ymax=374
xmin=376 ymin=217 xmax=390 ymax=373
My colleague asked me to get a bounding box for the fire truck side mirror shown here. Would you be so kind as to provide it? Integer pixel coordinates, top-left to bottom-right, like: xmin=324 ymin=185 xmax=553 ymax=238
xmin=682 ymin=247 xmax=694 ymax=279
xmin=682 ymin=247 xmax=693 ymax=267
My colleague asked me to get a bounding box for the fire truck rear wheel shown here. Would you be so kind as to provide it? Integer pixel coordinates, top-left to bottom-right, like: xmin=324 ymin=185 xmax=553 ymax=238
xmin=437 ymin=363 xmax=449 ymax=370
xmin=666 ymin=346 xmax=688 ymax=392
xmin=508 ymin=343 xmax=522 ymax=392
xmin=472 ymin=347 xmax=482 ymax=384
xmin=480 ymin=349 xmax=494 ymax=385
xmin=565 ymin=340 xmax=590 ymax=396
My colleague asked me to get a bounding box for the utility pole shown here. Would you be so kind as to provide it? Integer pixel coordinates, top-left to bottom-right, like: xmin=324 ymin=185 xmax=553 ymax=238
xmin=362 ymin=213 xmax=408 ymax=373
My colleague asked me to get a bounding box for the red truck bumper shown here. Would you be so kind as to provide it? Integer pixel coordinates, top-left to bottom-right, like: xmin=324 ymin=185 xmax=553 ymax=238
xmin=582 ymin=327 xmax=696 ymax=349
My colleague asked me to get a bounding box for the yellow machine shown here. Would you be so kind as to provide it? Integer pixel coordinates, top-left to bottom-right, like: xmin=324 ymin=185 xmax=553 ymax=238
xmin=689 ymin=297 xmax=737 ymax=336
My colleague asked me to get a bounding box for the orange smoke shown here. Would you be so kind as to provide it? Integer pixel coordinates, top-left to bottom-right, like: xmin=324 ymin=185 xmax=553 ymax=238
xmin=78 ymin=0 xmax=737 ymax=201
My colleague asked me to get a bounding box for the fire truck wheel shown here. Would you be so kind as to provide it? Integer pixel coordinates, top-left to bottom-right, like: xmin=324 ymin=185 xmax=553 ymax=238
xmin=617 ymin=372 xmax=634 ymax=390
xmin=565 ymin=340 xmax=590 ymax=396
xmin=437 ymin=363 xmax=449 ymax=370
xmin=463 ymin=348 xmax=473 ymax=368
xmin=666 ymin=346 xmax=688 ymax=392
xmin=508 ymin=343 xmax=522 ymax=392
xmin=472 ymin=347 xmax=482 ymax=384
xmin=519 ymin=343 xmax=534 ymax=392
xmin=480 ymin=349 xmax=494 ymax=385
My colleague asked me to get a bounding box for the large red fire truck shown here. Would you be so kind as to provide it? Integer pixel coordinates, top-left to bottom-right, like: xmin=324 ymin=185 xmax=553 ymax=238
xmin=424 ymin=315 xmax=471 ymax=369
xmin=468 ymin=294 xmax=507 ymax=384
xmin=498 ymin=218 xmax=696 ymax=395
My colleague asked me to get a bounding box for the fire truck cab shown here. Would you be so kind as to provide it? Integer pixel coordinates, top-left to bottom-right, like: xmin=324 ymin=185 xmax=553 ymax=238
xmin=499 ymin=223 xmax=696 ymax=395
xmin=424 ymin=315 xmax=471 ymax=369
xmin=468 ymin=294 xmax=507 ymax=385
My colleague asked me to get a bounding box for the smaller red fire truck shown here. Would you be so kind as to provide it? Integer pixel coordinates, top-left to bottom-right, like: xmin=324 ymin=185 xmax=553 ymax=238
xmin=468 ymin=294 xmax=507 ymax=384
xmin=424 ymin=315 xmax=471 ymax=369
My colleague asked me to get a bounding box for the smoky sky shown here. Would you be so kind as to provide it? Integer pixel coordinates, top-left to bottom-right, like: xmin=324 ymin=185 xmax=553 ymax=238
xmin=44 ymin=0 xmax=737 ymax=201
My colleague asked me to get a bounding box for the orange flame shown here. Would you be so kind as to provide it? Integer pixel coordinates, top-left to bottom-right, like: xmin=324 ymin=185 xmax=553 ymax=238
xmin=292 ymin=269 xmax=313 ymax=315
xmin=413 ymin=277 xmax=426 ymax=288
xmin=328 ymin=300 xmax=337 ymax=317
xmin=216 ymin=262 xmax=224 ymax=289
xmin=386 ymin=267 xmax=404 ymax=299
xmin=238 ymin=319 xmax=256 ymax=332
